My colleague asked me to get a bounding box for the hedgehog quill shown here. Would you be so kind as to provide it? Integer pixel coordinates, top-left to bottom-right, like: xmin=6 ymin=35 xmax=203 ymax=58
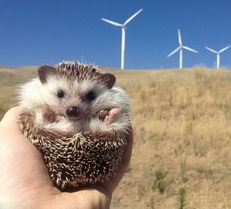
xmin=18 ymin=61 xmax=131 ymax=191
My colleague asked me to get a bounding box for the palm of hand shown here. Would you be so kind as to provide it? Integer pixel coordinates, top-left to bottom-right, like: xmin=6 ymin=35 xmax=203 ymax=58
xmin=0 ymin=107 xmax=132 ymax=209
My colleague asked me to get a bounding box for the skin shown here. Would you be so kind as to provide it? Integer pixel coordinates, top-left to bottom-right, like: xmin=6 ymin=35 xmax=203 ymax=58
xmin=42 ymin=104 xmax=122 ymax=125
xmin=0 ymin=107 xmax=133 ymax=209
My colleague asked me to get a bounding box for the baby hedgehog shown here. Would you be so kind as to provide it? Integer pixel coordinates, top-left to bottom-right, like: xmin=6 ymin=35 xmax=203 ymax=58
xmin=18 ymin=61 xmax=131 ymax=191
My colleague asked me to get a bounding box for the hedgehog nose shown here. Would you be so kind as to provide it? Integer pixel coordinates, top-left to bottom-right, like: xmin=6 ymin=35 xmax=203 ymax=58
xmin=66 ymin=106 xmax=79 ymax=117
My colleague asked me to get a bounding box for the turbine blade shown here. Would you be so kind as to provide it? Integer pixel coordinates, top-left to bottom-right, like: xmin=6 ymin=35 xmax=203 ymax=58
xmin=178 ymin=29 xmax=182 ymax=46
xmin=167 ymin=47 xmax=181 ymax=57
xmin=217 ymin=54 xmax=220 ymax=69
xmin=101 ymin=18 xmax=123 ymax=27
xmin=183 ymin=46 xmax=198 ymax=53
xmin=219 ymin=45 xmax=231 ymax=53
xmin=205 ymin=47 xmax=218 ymax=54
xmin=121 ymin=28 xmax=126 ymax=69
xmin=123 ymin=8 xmax=143 ymax=25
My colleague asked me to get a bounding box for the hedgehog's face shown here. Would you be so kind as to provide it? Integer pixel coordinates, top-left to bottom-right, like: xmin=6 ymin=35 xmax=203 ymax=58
xmin=37 ymin=65 xmax=116 ymax=122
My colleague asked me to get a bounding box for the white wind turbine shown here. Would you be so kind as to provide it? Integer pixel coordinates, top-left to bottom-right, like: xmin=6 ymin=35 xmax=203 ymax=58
xmin=101 ymin=9 xmax=143 ymax=69
xmin=167 ymin=29 xmax=198 ymax=69
xmin=205 ymin=46 xmax=231 ymax=69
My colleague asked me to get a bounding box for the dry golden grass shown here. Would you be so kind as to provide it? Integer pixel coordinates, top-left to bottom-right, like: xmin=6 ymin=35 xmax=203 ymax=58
xmin=1 ymin=66 xmax=231 ymax=209
xmin=0 ymin=66 xmax=37 ymax=118
xmin=113 ymin=68 xmax=231 ymax=209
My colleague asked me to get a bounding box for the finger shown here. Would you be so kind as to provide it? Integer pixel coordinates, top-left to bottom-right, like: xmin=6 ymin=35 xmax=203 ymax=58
xmin=0 ymin=107 xmax=34 ymax=148
xmin=118 ymin=126 xmax=133 ymax=174
xmin=103 ymin=126 xmax=133 ymax=193
xmin=0 ymin=106 xmax=23 ymax=133
xmin=58 ymin=188 xmax=109 ymax=209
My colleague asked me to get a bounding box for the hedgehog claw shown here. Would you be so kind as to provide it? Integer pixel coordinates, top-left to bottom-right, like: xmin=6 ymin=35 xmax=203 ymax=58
xmin=98 ymin=108 xmax=121 ymax=122
xmin=98 ymin=109 xmax=110 ymax=120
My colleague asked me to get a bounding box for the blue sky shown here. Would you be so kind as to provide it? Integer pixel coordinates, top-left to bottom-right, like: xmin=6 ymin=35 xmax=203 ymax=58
xmin=0 ymin=0 xmax=231 ymax=69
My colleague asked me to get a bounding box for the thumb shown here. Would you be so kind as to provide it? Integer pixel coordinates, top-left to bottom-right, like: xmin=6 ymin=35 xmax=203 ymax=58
xmin=0 ymin=106 xmax=22 ymax=133
xmin=0 ymin=106 xmax=38 ymax=152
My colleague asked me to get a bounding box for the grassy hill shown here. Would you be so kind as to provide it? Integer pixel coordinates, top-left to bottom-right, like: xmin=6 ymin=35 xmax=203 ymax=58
xmin=1 ymin=66 xmax=231 ymax=209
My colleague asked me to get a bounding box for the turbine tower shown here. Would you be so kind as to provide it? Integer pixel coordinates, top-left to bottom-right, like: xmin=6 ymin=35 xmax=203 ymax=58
xmin=167 ymin=29 xmax=198 ymax=69
xmin=205 ymin=46 xmax=231 ymax=69
xmin=101 ymin=9 xmax=143 ymax=69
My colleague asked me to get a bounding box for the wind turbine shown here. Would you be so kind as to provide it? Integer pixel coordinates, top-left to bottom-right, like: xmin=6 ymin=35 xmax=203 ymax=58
xmin=205 ymin=46 xmax=231 ymax=69
xmin=167 ymin=29 xmax=198 ymax=69
xmin=101 ymin=9 xmax=143 ymax=69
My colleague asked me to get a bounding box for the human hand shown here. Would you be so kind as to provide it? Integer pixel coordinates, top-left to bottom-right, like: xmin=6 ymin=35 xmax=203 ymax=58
xmin=0 ymin=107 xmax=133 ymax=209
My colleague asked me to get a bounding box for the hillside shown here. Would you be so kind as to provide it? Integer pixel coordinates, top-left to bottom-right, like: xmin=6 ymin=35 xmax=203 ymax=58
xmin=0 ymin=66 xmax=231 ymax=209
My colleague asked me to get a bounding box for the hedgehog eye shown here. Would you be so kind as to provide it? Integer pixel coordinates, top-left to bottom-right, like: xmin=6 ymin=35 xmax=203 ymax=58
xmin=85 ymin=90 xmax=96 ymax=102
xmin=57 ymin=90 xmax=65 ymax=98
xmin=91 ymin=68 xmax=96 ymax=73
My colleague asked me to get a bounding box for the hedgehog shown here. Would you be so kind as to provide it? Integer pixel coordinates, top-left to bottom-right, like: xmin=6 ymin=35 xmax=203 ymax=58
xmin=17 ymin=61 xmax=131 ymax=191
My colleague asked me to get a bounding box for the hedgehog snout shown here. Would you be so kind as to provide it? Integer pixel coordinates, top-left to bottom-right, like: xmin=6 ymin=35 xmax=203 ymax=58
xmin=66 ymin=106 xmax=79 ymax=117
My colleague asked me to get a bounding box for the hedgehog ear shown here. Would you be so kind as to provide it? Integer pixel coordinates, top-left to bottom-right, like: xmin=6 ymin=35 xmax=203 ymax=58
xmin=101 ymin=73 xmax=116 ymax=89
xmin=38 ymin=65 xmax=57 ymax=84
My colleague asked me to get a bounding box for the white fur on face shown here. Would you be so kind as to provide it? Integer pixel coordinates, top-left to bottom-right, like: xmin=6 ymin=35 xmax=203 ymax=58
xmin=18 ymin=78 xmax=47 ymax=110
xmin=18 ymin=74 xmax=130 ymax=133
